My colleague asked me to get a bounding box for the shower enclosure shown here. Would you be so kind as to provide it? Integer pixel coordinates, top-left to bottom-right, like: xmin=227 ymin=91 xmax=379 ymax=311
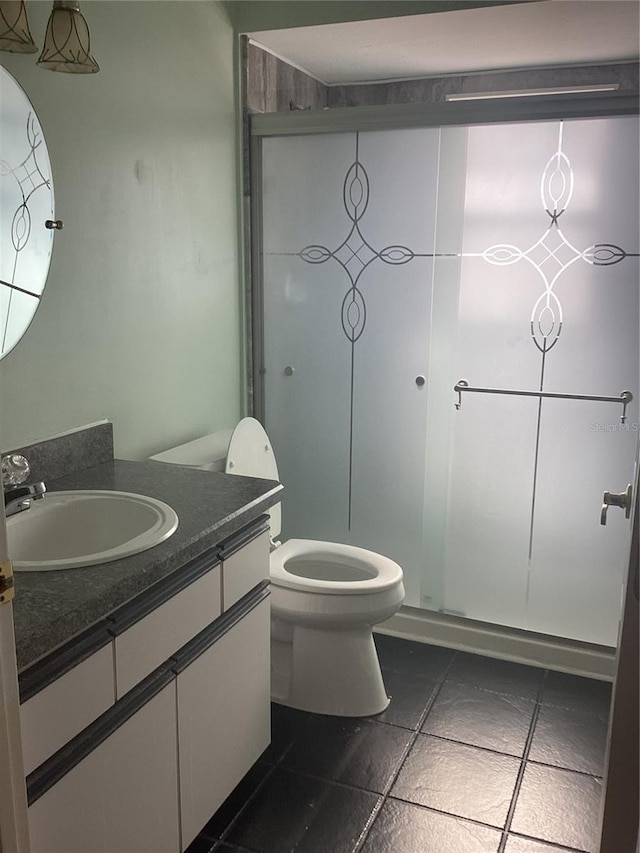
xmin=251 ymin=102 xmax=639 ymax=648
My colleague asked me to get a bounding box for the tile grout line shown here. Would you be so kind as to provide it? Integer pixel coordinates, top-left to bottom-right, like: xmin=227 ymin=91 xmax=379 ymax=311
xmin=417 ymin=731 xmax=535 ymax=762
xmin=497 ymin=669 xmax=549 ymax=853
xmin=382 ymin=796 xmax=534 ymax=836
xmin=525 ymin=758 xmax=605 ymax=781
xmin=351 ymin=652 xmax=459 ymax=852
xmin=506 ymin=830 xmax=591 ymax=853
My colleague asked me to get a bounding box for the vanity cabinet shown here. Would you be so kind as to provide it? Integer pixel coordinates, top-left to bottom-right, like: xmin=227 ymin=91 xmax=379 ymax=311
xmin=28 ymin=678 xmax=180 ymax=853
xmin=21 ymin=517 xmax=271 ymax=853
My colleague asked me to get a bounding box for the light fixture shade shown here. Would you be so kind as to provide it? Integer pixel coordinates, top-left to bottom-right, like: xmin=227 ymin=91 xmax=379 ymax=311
xmin=0 ymin=0 xmax=37 ymax=53
xmin=37 ymin=0 xmax=98 ymax=73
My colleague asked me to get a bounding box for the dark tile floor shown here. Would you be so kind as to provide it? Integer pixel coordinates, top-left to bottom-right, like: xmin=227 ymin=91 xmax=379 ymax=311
xmin=185 ymin=635 xmax=612 ymax=853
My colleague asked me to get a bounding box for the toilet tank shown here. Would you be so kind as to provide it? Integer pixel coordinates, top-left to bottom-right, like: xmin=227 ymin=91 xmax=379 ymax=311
xmin=149 ymin=430 xmax=232 ymax=472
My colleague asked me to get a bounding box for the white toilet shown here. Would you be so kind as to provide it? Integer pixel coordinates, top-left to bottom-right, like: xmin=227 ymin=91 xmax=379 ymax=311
xmin=152 ymin=418 xmax=405 ymax=717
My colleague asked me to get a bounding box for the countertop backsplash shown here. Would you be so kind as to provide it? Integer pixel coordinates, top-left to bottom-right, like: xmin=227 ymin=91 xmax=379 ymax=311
xmin=5 ymin=421 xmax=114 ymax=484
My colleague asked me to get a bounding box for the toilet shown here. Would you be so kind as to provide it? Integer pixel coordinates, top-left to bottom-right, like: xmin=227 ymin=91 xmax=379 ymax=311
xmin=151 ymin=418 xmax=405 ymax=717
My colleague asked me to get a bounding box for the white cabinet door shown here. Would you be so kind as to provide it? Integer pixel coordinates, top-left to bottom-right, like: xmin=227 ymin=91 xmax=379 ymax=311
xmin=21 ymin=643 xmax=115 ymax=775
xmin=28 ymin=681 xmax=180 ymax=853
xmin=114 ymin=565 xmax=221 ymax=697
xmin=177 ymin=598 xmax=270 ymax=850
xmin=222 ymin=530 xmax=270 ymax=610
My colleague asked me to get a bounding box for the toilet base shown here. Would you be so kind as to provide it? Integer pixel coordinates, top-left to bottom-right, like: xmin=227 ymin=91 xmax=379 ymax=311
xmin=271 ymin=622 xmax=390 ymax=717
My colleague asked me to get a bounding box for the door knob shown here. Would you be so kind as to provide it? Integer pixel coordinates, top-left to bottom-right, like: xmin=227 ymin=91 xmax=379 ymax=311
xmin=601 ymin=484 xmax=632 ymax=525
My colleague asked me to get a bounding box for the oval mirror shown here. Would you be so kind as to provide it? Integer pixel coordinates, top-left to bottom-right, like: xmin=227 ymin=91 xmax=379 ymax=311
xmin=0 ymin=65 xmax=55 ymax=359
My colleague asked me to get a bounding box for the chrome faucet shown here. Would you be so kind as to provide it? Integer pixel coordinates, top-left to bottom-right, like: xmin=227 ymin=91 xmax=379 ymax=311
xmin=4 ymin=482 xmax=46 ymax=516
xmin=2 ymin=454 xmax=46 ymax=517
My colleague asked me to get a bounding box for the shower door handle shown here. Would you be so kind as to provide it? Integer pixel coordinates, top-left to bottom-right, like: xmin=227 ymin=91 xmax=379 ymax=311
xmin=600 ymin=484 xmax=633 ymax=525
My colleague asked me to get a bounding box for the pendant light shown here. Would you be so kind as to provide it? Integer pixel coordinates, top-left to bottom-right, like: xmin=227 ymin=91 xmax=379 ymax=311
xmin=0 ymin=0 xmax=37 ymax=53
xmin=37 ymin=0 xmax=98 ymax=74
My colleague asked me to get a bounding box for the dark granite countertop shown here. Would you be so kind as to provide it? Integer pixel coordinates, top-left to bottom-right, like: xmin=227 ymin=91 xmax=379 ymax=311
xmin=12 ymin=459 xmax=282 ymax=672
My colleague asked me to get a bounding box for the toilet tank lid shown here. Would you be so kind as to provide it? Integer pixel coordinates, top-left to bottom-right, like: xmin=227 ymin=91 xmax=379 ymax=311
xmin=149 ymin=430 xmax=232 ymax=467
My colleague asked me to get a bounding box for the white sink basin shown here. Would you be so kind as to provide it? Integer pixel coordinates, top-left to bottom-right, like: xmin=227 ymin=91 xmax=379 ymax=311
xmin=7 ymin=490 xmax=179 ymax=572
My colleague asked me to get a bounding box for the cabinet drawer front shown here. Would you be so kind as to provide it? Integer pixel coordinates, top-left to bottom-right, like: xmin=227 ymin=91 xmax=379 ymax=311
xmin=20 ymin=644 xmax=115 ymax=776
xmin=28 ymin=682 xmax=180 ymax=853
xmin=177 ymin=597 xmax=270 ymax=849
xmin=223 ymin=531 xmax=270 ymax=610
xmin=115 ymin=566 xmax=221 ymax=697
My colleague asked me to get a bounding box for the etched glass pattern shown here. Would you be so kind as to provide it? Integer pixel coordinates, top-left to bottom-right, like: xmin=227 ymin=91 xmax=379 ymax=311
xmin=0 ymin=66 xmax=54 ymax=358
xmin=260 ymin=117 xmax=638 ymax=644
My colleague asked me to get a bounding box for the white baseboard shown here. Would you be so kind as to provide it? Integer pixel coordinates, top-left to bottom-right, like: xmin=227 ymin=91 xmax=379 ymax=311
xmin=375 ymin=606 xmax=617 ymax=681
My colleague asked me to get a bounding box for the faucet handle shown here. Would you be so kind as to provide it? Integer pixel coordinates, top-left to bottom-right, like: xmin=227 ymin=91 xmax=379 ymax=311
xmin=1 ymin=454 xmax=31 ymax=486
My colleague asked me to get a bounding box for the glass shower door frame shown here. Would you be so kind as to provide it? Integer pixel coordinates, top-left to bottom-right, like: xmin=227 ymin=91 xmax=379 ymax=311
xmin=249 ymin=92 xmax=639 ymax=642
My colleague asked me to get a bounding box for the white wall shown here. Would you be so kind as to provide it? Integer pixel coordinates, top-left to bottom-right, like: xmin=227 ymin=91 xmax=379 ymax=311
xmin=0 ymin=1 xmax=241 ymax=460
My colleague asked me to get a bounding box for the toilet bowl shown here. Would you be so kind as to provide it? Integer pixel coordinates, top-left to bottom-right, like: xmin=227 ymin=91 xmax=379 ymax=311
xmin=268 ymin=538 xmax=405 ymax=716
xmin=151 ymin=418 xmax=405 ymax=717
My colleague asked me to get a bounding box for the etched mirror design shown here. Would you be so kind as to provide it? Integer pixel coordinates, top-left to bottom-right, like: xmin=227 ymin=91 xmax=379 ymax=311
xmin=0 ymin=65 xmax=54 ymax=358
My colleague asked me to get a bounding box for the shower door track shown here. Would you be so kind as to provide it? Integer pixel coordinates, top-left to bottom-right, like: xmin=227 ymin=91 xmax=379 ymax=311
xmin=250 ymin=91 xmax=638 ymax=140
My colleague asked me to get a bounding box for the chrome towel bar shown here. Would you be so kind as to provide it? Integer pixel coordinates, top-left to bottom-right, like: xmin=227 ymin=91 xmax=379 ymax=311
xmin=454 ymin=380 xmax=634 ymax=423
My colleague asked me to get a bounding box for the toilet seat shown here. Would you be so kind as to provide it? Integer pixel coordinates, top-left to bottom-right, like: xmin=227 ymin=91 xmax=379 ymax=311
xmin=151 ymin=419 xmax=406 ymax=716
xmin=225 ymin=417 xmax=281 ymax=539
xmin=270 ymin=538 xmax=403 ymax=595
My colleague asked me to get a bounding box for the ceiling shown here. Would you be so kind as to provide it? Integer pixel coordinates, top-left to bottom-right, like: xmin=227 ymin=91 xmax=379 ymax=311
xmin=248 ymin=0 xmax=640 ymax=85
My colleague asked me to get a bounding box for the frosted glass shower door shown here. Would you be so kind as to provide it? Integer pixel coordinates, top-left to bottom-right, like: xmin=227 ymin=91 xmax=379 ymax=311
xmin=258 ymin=113 xmax=638 ymax=646
xmin=440 ymin=117 xmax=639 ymax=645
xmin=261 ymin=129 xmax=441 ymax=606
